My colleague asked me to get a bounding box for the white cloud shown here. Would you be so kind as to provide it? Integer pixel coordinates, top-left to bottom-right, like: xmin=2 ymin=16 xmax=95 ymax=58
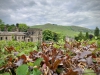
xmin=0 ymin=0 xmax=100 ymax=29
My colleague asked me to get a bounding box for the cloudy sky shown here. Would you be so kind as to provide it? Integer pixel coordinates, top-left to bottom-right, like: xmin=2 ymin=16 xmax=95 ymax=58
xmin=0 ymin=0 xmax=100 ymax=29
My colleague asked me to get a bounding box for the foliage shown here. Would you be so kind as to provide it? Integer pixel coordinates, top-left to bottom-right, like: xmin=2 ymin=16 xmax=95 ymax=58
xmin=75 ymin=31 xmax=85 ymax=41
xmin=0 ymin=19 xmax=5 ymax=31
xmin=97 ymin=40 xmax=100 ymax=48
xmin=0 ymin=19 xmax=4 ymax=25
xmin=2 ymin=72 xmax=10 ymax=75
xmin=0 ymin=19 xmax=5 ymax=30
xmin=32 ymin=23 xmax=93 ymax=37
xmin=85 ymin=32 xmax=89 ymax=39
xmin=0 ymin=19 xmax=29 ymax=32
xmin=43 ymin=30 xmax=60 ymax=42
xmin=78 ymin=31 xmax=84 ymax=40
xmin=75 ymin=31 xmax=94 ymax=41
xmin=43 ymin=30 xmax=53 ymax=41
xmin=53 ymin=32 xmax=60 ymax=42
xmin=16 ymin=64 xmax=28 ymax=75
xmin=75 ymin=36 xmax=79 ymax=41
xmin=94 ymin=27 xmax=99 ymax=37
xmin=7 ymin=24 xmax=15 ymax=31
xmin=32 ymin=68 xmax=42 ymax=75
xmin=0 ymin=39 xmax=100 ymax=75
xmin=89 ymin=34 xmax=94 ymax=40
xmin=33 ymin=58 xmax=43 ymax=66
xmin=83 ymin=69 xmax=96 ymax=75
xmin=0 ymin=40 xmax=35 ymax=55
xmin=19 ymin=23 xmax=29 ymax=32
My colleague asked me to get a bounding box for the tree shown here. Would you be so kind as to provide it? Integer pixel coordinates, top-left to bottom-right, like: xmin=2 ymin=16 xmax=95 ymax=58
xmin=0 ymin=19 xmax=4 ymax=25
xmin=75 ymin=36 xmax=79 ymax=41
xmin=18 ymin=23 xmax=29 ymax=32
xmin=89 ymin=34 xmax=93 ymax=40
xmin=85 ymin=32 xmax=89 ymax=40
xmin=0 ymin=24 xmax=5 ymax=31
xmin=94 ymin=27 xmax=99 ymax=37
xmin=0 ymin=19 xmax=5 ymax=31
xmin=53 ymin=32 xmax=60 ymax=42
xmin=7 ymin=24 xmax=16 ymax=31
xmin=78 ymin=31 xmax=84 ymax=40
xmin=43 ymin=30 xmax=53 ymax=41
xmin=43 ymin=30 xmax=61 ymax=42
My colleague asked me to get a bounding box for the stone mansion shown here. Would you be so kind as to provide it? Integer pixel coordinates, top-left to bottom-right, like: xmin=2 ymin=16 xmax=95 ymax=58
xmin=0 ymin=24 xmax=42 ymax=42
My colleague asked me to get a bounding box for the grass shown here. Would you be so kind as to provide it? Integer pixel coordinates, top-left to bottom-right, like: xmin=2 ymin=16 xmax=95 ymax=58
xmin=31 ymin=23 xmax=93 ymax=37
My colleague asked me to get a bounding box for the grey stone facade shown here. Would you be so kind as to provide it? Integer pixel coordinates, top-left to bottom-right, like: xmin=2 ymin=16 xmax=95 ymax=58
xmin=0 ymin=27 xmax=42 ymax=42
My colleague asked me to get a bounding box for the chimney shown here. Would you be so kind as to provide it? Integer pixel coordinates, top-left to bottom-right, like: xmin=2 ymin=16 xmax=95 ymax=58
xmin=16 ymin=23 xmax=19 ymax=32
xmin=4 ymin=26 xmax=8 ymax=32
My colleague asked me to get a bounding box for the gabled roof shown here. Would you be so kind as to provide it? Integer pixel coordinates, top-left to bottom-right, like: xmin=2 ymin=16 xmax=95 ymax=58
xmin=27 ymin=28 xmax=42 ymax=31
xmin=0 ymin=32 xmax=26 ymax=36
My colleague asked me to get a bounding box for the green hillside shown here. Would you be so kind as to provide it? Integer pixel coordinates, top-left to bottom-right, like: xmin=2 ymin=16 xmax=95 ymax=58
xmin=31 ymin=23 xmax=93 ymax=37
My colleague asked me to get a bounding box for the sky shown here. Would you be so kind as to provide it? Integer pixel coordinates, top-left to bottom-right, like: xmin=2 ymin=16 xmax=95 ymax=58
xmin=0 ymin=0 xmax=100 ymax=29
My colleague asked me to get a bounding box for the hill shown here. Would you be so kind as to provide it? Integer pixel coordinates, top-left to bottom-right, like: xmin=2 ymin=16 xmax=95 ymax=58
xmin=31 ymin=23 xmax=93 ymax=37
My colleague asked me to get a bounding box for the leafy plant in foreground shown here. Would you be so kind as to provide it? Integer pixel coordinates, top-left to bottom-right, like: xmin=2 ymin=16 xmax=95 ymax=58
xmin=16 ymin=64 xmax=28 ymax=75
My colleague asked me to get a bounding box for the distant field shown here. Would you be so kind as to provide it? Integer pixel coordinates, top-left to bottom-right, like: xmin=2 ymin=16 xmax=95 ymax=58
xmin=31 ymin=23 xmax=93 ymax=37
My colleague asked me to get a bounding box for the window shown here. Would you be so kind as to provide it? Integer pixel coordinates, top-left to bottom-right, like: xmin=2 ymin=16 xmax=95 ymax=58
xmin=18 ymin=37 xmax=20 ymax=39
xmin=15 ymin=36 xmax=17 ymax=40
xmin=5 ymin=37 xmax=7 ymax=40
xmin=28 ymin=39 xmax=30 ymax=42
xmin=39 ymin=31 xmax=41 ymax=35
xmin=31 ymin=38 xmax=33 ymax=41
xmin=32 ymin=32 xmax=34 ymax=35
xmin=0 ymin=37 xmax=2 ymax=40
xmin=28 ymin=32 xmax=30 ymax=34
xmin=24 ymin=36 xmax=25 ymax=40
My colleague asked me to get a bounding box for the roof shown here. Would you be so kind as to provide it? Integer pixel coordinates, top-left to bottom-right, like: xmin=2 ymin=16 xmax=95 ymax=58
xmin=0 ymin=32 xmax=26 ymax=36
xmin=27 ymin=28 xmax=42 ymax=31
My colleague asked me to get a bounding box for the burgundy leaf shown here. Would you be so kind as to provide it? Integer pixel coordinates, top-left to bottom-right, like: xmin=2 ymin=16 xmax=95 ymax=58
xmin=20 ymin=54 xmax=27 ymax=62
xmin=65 ymin=69 xmax=78 ymax=75
xmin=52 ymin=59 xmax=62 ymax=70
xmin=52 ymin=48 xmax=57 ymax=56
xmin=42 ymin=54 xmax=51 ymax=68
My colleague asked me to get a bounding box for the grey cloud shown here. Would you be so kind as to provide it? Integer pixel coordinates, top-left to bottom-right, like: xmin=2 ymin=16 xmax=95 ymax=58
xmin=0 ymin=0 xmax=36 ymax=10
xmin=66 ymin=0 xmax=100 ymax=12
xmin=0 ymin=0 xmax=100 ymax=29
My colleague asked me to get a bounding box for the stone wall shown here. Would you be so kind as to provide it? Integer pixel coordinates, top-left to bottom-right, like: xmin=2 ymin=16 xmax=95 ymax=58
xmin=0 ymin=28 xmax=42 ymax=42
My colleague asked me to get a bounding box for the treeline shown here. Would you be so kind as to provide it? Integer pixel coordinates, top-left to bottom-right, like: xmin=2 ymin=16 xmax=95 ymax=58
xmin=0 ymin=19 xmax=61 ymax=42
xmin=75 ymin=27 xmax=100 ymax=41
xmin=1 ymin=19 xmax=100 ymax=42
xmin=0 ymin=19 xmax=29 ymax=32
